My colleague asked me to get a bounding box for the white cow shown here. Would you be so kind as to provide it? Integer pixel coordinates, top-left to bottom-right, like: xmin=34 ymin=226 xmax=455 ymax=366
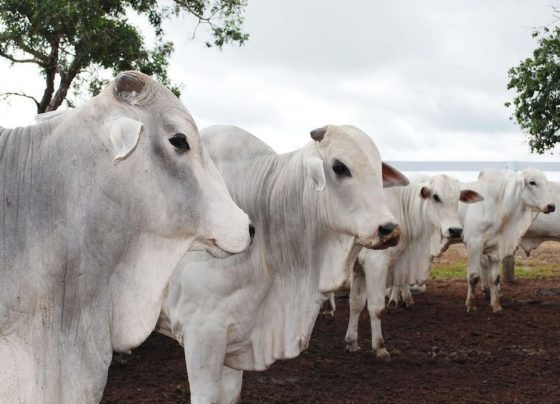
xmin=161 ymin=124 xmax=408 ymax=404
xmin=519 ymin=181 xmax=560 ymax=255
xmin=461 ymin=168 xmax=555 ymax=313
xmin=344 ymin=175 xmax=483 ymax=358
xmin=0 ymin=72 xmax=253 ymax=403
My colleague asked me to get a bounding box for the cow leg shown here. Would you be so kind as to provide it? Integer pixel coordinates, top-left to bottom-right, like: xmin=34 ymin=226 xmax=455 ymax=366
xmin=321 ymin=292 xmax=336 ymax=317
xmin=465 ymin=243 xmax=482 ymax=312
xmin=345 ymin=268 xmax=366 ymax=352
xmin=183 ymin=327 xmax=227 ymax=404
xmin=387 ymin=285 xmax=402 ymax=309
xmin=489 ymin=259 xmax=503 ymax=313
xmin=364 ymin=262 xmax=390 ymax=360
xmin=219 ymin=366 xmax=243 ymax=404
xmin=329 ymin=292 xmax=336 ymax=315
xmin=402 ymin=285 xmax=414 ymax=308
xmin=480 ymin=254 xmax=491 ymax=299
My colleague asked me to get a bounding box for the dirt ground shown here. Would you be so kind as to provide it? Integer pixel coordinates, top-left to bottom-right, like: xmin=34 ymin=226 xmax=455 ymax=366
xmin=102 ymin=244 xmax=560 ymax=403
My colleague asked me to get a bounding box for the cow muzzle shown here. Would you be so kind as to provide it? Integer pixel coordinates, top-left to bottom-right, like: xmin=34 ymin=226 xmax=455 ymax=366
xmin=447 ymin=227 xmax=463 ymax=240
xmin=543 ymin=203 xmax=556 ymax=214
xmin=356 ymin=222 xmax=401 ymax=250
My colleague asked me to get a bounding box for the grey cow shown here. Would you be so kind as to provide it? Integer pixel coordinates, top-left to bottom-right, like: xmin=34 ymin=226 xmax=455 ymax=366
xmin=0 ymin=72 xmax=252 ymax=403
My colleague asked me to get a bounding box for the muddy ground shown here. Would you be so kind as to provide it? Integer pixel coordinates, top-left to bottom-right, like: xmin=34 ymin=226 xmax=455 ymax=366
xmin=102 ymin=244 xmax=560 ymax=403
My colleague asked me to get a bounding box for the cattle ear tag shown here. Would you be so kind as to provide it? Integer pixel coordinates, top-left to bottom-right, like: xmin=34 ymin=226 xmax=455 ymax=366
xmin=420 ymin=186 xmax=431 ymax=199
xmin=109 ymin=117 xmax=143 ymax=165
xmin=306 ymin=157 xmax=326 ymax=192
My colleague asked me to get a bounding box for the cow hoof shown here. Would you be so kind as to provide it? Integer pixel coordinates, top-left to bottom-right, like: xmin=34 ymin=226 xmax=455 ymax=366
xmin=376 ymin=348 xmax=391 ymax=361
xmin=404 ymin=301 xmax=415 ymax=309
xmin=492 ymin=305 xmax=503 ymax=314
xmin=345 ymin=342 xmax=360 ymax=353
xmin=466 ymin=303 xmax=476 ymax=313
xmin=321 ymin=309 xmax=335 ymax=317
xmin=387 ymin=300 xmax=399 ymax=311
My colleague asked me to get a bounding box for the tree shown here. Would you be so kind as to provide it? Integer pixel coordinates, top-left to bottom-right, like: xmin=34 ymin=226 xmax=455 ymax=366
xmin=0 ymin=0 xmax=248 ymax=113
xmin=506 ymin=26 xmax=560 ymax=154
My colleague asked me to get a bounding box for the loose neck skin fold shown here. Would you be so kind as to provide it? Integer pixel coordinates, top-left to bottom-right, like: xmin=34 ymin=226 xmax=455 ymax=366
xmin=221 ymin=144 xmax=359 ymax=370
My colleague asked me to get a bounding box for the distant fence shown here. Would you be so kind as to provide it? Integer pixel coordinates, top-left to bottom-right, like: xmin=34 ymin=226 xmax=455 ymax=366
xmin=386 ymin=161 xmax=560 ymax=172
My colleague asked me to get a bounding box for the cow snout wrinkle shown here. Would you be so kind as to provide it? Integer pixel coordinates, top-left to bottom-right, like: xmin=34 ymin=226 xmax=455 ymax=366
xmin=378 ymin=222 xmax=398 ymax=236
xmin=449 ymin=227 xmax=463 ymax=238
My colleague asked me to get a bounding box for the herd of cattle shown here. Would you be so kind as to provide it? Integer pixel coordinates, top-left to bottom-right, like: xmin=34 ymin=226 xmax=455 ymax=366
xmin=0 ymin=71 xmax=559 ymax=403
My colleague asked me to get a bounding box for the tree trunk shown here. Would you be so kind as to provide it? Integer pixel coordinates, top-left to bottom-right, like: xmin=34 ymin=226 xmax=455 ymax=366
xmin=46 ymin=70 xmax=79 ymax=112
xmin=37 ymin=38 xmax=61 ymax=113
xmin=502 ymin=255 xmax=515 ymax=283
xmin=37 ymin=66 xmax=57 ymax=113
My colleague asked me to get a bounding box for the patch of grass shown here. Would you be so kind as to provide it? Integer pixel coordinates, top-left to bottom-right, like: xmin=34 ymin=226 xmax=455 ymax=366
xmin=431 ymin=262 xmax=466 ymax=279
xmin=430 ymin=259 xmax=560 ymax=280
xmin=515 ymin=264 xmax=559 ymax=279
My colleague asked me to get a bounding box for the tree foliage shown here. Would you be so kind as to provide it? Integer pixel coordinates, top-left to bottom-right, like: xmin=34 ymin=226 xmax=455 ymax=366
xmin=0 ymin=0 xmax=248 ymax=113
xmin=506 ymin=26 xmax=560 ymax=154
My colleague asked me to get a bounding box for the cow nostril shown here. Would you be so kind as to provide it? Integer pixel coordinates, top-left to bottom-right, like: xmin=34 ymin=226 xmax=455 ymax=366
xmin=378 ymin=223 xmax=398 ymax=236
xmin=449 ymin=227 xmax=463 ymax=238
xmin=547 ymin=204 xmax=556 ymax=213
xmin=249 ymin=224 xmax=256 ymax=239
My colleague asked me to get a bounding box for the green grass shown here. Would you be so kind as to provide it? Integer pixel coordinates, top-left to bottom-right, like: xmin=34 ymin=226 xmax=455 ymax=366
xmin=431 ymin=259 xmax=560 ymax=280
xmin=430 ymin=262 xmax=466 ymax=279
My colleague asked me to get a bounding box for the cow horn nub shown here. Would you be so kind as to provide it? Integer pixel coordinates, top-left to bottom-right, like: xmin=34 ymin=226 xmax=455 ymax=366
xmin=310 ymin=126 xmax=327 ymax=142
xmin=114 ymin=71 xmax=145 ymax=99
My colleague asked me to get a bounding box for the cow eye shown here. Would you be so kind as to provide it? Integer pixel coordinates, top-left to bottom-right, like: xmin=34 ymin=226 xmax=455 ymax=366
xmin=169 ymin=133 xmax=190 ymax=152
xmin=529 ymin=181 xmax=537 ymax=186
xmin=332 ymin=160 xmax=351 ymax=177
xmin=433 ymin=194 xmax=441 ymax=203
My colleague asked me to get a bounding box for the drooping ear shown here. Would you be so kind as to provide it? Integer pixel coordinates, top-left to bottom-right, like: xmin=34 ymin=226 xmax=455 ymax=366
xmin=382 ymin=162 xmax=409 ymax=188
xmin=460 ymin=189 xmax=484 ymax=204
xmin=306 ymin=157 xmax=326 ymax=191
xmin=310 ymin=126 xmax=327 ymax=142
xmin=113 ymin=71 xmax=145 ymax=103
xmin=420 ymin=186 xmax=431 ymax=199
xmin=109 ymin=117 xmax=143 ymax=165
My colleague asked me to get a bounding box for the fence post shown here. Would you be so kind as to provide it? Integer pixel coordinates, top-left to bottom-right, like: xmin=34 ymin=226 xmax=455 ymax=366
xmin=502 ymin=255 xmax=515 ymax=283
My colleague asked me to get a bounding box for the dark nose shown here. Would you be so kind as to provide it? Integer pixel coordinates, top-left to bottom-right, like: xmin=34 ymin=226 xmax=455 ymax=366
xmin=448 ymin=227 xmax=463 ymax=238
xmin=378 ymin=222 xmax=398 ymax=236
xmin=546 ymin=204 xmax=556 ymax=214
xmin=249 ymin=224 xmax=256 ymax=240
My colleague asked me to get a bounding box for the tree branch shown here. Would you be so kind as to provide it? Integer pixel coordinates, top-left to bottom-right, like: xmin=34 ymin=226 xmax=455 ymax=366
xmin=46 ymin=66 xmax=80 ymax=112
xmin=0 ymin=91 xmax=40 ymax=108
xmin=37 ymin=35 xmax=61 ymax=113
xmin=0 ymin=49 xmax=45 ymax=66
xmin=173 ymin=0 xmax=221 ymax=27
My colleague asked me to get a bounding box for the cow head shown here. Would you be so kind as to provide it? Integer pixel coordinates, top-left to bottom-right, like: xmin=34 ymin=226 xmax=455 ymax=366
xmin=306 ymin=125 xmax=408 ymax=250
xmin=102 ymin=71 xmax=253 ymax=257
xmin=418 ymin=175 xmax=483 ymax=256
xmin=519 ymin=168 xmax=556 ymax=215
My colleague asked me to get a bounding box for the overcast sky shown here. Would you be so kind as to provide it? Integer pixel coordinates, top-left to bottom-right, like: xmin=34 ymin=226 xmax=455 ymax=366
xmin=1 ymin=1 xmax=560 ymax=179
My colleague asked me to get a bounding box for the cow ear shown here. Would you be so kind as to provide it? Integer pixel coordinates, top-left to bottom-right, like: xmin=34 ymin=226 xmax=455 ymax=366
xmin=306 ymin=157 xmax=326 ymax=191
xmin=382 ymin=162 xmax=409 ymax=188
xmin=420 ymin=186 xmax=431 ymax=199
xmin=460 ymin=189 xmax=484 ymax=204
xmin=110 ymin=117 xmax=143 ymax=165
